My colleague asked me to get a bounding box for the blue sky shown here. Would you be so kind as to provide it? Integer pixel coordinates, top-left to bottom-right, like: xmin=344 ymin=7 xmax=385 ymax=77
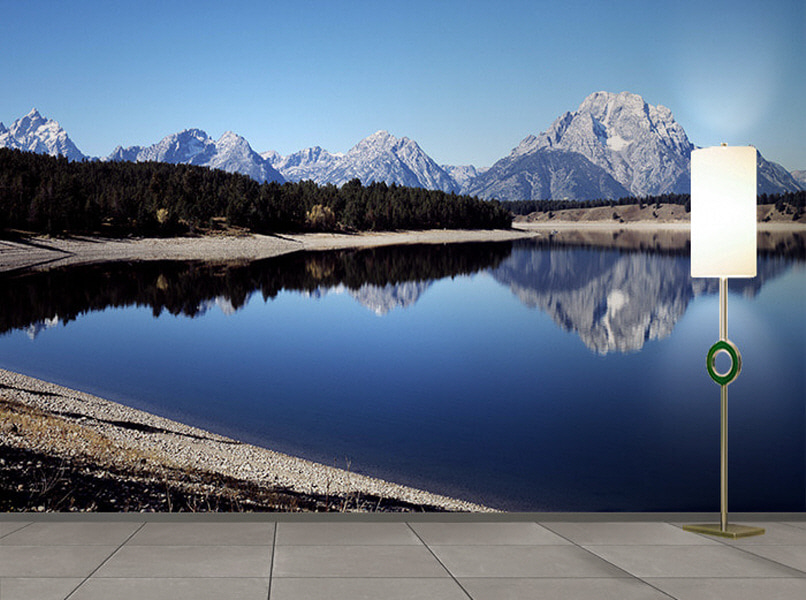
xmin=2 ymin=0 xmax=803 ymax=170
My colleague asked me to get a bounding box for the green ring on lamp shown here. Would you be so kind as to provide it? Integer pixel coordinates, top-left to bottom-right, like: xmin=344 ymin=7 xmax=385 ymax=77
xmin=706 ymin=340 xmax=742 ymax=386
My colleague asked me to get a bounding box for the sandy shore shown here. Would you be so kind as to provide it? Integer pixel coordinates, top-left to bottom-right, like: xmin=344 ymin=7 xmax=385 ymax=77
xmin=0 ymin=228 xmax=538 ymax=274
xmin=0 ymin=368 xmax=492 ymax=512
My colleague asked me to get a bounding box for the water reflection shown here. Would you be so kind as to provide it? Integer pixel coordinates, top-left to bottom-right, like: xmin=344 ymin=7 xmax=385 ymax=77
xmin=0 ymin=242 xmax=512 ymax=335
xmin=493 ymin=242 xmax=794 ymax=354
xmin=1 ymin=240 xmax=800 ymax=353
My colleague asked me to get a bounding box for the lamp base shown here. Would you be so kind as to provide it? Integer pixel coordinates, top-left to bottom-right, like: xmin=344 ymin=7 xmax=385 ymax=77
xmin=682 ymin=523 xmax=765 ymax=539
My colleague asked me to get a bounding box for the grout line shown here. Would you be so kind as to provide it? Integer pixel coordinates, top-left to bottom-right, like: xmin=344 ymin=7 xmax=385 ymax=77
xmin=405 ymin=522 xmax=474 ymax=600
xmin=63 ymin=521 xmax=147 ymax=600
xmin=537 ymin=520 xmax=679 ymax=600
xmin=0 ymin=521 xmax=34 ymax=541
xmin=716 ymin=543 xmax=806 ymax=576
xmin=267 ymin=521 xmax=278 ymax=600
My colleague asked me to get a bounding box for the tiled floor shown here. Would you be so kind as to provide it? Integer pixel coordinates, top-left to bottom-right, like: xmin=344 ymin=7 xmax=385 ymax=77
xmin=0 ymin=516 xmax=804 ymax=599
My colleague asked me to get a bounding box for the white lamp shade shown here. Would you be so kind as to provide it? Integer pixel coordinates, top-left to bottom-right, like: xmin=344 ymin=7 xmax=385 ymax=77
xmin=691 ymin=145 xmax=757 ymax=278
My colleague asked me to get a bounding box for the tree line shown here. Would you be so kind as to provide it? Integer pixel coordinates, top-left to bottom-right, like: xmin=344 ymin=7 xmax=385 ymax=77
xmin=0 ymin=148 xmax=512 ymax=236
xmin=502 ymin=191 xmax=805 ymax=218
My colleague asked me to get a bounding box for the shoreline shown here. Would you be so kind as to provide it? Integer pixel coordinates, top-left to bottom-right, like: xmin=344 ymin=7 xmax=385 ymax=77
xmin=0 ymin=228 xmax=537 ymax=274
xmin=3 ymin=218 xmax=804 ymax=275
xmin=0 ymin=368 xmax=492 ymax=513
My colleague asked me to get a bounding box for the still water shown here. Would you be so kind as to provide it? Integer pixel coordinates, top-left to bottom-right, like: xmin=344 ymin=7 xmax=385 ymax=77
xmin=1 ymin=240 xmax=803 ymax=511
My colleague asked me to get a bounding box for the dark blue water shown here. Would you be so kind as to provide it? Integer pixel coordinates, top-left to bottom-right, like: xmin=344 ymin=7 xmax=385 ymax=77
xmin=1 ymin=241 xmax=803 ymax=511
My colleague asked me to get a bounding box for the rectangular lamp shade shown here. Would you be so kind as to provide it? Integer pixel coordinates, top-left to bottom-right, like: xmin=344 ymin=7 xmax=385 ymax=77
xmin=691 ymin=145 xmax=757 ymax=278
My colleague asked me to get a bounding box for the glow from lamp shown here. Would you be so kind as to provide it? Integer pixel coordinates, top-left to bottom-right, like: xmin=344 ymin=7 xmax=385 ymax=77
xmin=691 ymin=145 xmax=757 ymax=278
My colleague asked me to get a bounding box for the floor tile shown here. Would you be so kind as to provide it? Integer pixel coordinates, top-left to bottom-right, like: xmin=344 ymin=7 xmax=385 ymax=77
xmin=276 ymin=522 xmax=420 ymax=546
xmin=94 ymin=545 xmax=271 ymax=578
xmin=128 ymin=522 xmax=275 ymax=545
xmin=0 ymin=546 xmax=118 ymax=577
xmin=270 ymin=577 xmax=468 ymax=600
xmin=272 ymin=545 xmax=448 ymax=578
xmin=70 ymin=577 xmax=270 ymax=600
xmin=0 ymin=577 xmax=83 ymax=600
xmin=430 ymin=544 xmax=627 ymax=578
xmin=648 ymin=578 xmax=806 ymax=600
xmin=460 ymin=577 xmax=672 ymax=600
xmin=0 ymin=522 xmax=141 ymax=546
xmin=0 ymin=522 xmax=31 ymax=538
xmin=411 ymin=521 xmax=570 ymax=545
xmin=543 ymin=521 xmax=719 ymax=545
xmin=585 ymin=544 xmax=805 ymax=578
xmin=717 ymin=522 xmax=806 ymax=545
xmin=737 ymin=545 xmax=806 ymax=573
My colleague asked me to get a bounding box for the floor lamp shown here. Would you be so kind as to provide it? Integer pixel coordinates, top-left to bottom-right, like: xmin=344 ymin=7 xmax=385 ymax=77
xmin=683 ymin=145 xmax=765 ymax=539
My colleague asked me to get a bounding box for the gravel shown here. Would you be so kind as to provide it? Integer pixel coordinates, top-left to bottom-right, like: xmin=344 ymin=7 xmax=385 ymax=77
xmin=0 ymin=368 xmax=492 ymax=512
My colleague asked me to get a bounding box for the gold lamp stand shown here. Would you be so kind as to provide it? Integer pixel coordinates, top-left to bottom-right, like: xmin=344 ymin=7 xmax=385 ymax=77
xmin=683 ymin=278 xmax=764 ymax=539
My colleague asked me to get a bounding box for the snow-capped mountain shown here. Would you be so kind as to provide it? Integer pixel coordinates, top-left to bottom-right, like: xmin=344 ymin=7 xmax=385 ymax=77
xmin=465 ymin=148 xmax=630 ymax=202
xmin=2 ymin=105 xmax=802 ymax=198
xmin=269 ymin=131 xmax=459 ymax=192
xmin=269 ymin=146 xmax=342 ymax=183
xmin=108 ymin=129 xmax=284 ymax=183
xmin=442 ymin=164 xmax=488 ymax=193
xmin=757 ymin=158 xmax=804 ymax=194
xmin=468 ymin=92 xmax=692 ymax=201
xmin=468 ymin=91 xmax=802 ymax=201
xmin=0 ymin=108 xmax=85 ymax=161
xmin=536 ymin=91 xmax=693 ymax=196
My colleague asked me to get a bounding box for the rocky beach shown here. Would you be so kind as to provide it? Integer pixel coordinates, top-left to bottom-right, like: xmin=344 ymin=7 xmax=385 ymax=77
xmin=0 ymin=368 xmax=492 ymax=513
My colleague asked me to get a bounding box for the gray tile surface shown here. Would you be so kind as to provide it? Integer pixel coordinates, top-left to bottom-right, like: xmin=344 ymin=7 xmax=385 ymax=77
xmin=69 ymin=577 xmax=271 ymax=600
xmin=647 ymin=578 xmax=806 ymax=600
xmin=0 ymin=545 xmax=118 ymax=577
xmin=0 ymin=515 xmax=803 ymax=600
xmin=0 ymin=521 xmax=141 ymax=546
xmin=544 ymin=521 xmax=719 ymax=545
xmin=738 ymin=545 xmax=806 ymax=573
xmin=431 ymin=544 xmax=628 ymax=578
xmin=410 ymin=521 xmax=570 ymax=545
xmin=273 ymin=545 xmax=449 ymax=578
xmin=585 ymin=544 xmax=805 ymax=578
xmin=276 ymin=521 xmax=419 ymax=545
xmin=460 ymin=577 xmax=673 ymax=600
xmin=0 ymin=578 xmax=84 ymax=600
xmin=0 ymin=522 xmax=30 ymax=538
xmin=128 ymin=522 xmax=274 ymax=545
xmin=95 ymin=545 xmax=272 ymax=578
xmin=270 ymin=577 xmax=469 ymax=600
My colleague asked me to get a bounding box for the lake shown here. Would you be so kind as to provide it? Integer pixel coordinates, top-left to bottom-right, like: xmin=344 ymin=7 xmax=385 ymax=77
xmin=0 ymin=238 xmax=803 ymax=511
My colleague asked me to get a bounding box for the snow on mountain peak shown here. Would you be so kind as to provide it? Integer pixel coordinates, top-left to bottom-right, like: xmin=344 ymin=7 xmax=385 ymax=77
xmin=526 ymin=91 xmax=694 ymax=196
xmin=106 ymin=127 xmax=283 ymax=183
xmin=0 ymin=108 xmax=84 ymax=161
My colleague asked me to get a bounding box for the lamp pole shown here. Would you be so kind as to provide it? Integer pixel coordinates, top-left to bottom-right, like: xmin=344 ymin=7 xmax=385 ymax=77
xmin=719 ymin=276 xmax=728 ymax=532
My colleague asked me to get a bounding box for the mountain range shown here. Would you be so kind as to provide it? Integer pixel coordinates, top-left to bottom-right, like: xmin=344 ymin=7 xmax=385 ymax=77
xmin=2 ymin=93 xmax=803 ymax=200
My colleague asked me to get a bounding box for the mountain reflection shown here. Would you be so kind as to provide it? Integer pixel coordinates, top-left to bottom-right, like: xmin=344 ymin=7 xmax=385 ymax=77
xmin=493 ymin=240 xmax=796 ymax=354
xmin=0 ymin=242 xmax=512 ymax=336
xmin=1 ymin=239 xmax=799 ymax=353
